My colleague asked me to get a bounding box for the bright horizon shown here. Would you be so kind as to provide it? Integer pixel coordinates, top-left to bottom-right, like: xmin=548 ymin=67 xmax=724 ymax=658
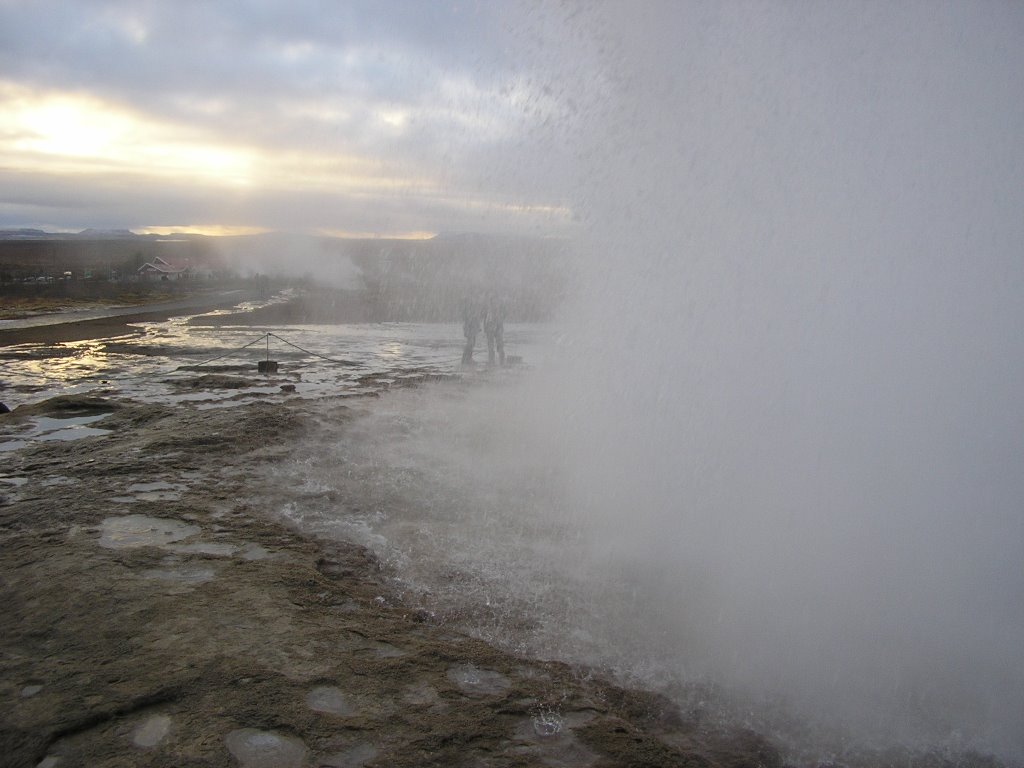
xmin=0 ymin=224 xmax=439 ymax=240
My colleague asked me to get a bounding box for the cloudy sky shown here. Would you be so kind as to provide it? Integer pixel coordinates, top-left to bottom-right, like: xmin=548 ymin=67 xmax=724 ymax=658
xmin=2 ymin=2 xmax=1021 ymax=242
xmin=0 ymin=0 xmax=582 ymax=237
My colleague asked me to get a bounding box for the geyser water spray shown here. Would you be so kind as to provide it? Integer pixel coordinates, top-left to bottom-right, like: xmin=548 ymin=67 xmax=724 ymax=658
xmin=502 ymin=1 xmax=1024 ymax=760
xmin=292 ymin=3 xmax=1024 ymax=761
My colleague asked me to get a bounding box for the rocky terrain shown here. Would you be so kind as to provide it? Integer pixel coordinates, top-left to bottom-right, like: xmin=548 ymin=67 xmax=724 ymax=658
xmin=0 ymin=391 xmax=783 ymax=768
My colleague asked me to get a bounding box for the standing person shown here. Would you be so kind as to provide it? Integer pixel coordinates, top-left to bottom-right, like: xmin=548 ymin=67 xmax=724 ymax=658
xmin=461 ymin=298 xmax=482 ymax=364
xmin=483 ymin=293 xmax=506 ymax=366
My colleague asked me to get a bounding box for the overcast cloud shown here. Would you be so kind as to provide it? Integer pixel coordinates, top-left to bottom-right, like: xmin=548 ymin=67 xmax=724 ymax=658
xmin=0 ymin=0 xmax=578 ymax=235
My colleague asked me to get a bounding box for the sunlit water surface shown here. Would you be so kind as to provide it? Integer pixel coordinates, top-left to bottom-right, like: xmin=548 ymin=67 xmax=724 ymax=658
xmin=0 ymin=307 xmax=549 ymax=410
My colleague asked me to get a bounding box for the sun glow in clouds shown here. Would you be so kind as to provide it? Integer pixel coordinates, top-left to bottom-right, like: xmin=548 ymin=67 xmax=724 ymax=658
xmin=16 ymin=96 xmax=133 ymax=157
xmin=134 ymin=225 xmax=273 ymax=237
xmin=0 ymin=82 xmax=255 ymax=186
xmin=0 ymin=82 xmax=447 ymax=200
xmin=0 ymin=45 xmax=577 ymax=236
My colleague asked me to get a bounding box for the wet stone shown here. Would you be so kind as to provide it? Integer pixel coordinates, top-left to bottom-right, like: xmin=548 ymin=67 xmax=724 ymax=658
xmin=447 ymin=664 xmax=512 ymax=697
xmin=224 ymin=729 xmax=307 ymax=768
xmin=140 ymin=564 xmax=216 ymax=584
xmin=124 ymin=481 xmax=185 ymax=501
xmin=319 ymin=742 xmax=378 ymax=767
xmin=127 ymin=481 xmax=184 ymax=493
xmin=402 ymin=681 xmax=445 ymax=710
xmin=306 ymin=685 xmax=355 ymax=716
xmin=131 ymin=714 xmax=172 ymax=748
xmin=369 ymin=640 xmax=405 ymax=658
xmin=167 ymin=541 xmax=238 ymax=557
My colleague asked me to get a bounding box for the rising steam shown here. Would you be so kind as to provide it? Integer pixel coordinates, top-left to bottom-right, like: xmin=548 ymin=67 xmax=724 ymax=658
xmin=505 ymin=1 xmax=1024 ymax=759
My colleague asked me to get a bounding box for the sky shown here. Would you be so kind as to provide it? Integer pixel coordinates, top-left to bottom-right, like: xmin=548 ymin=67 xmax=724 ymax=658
xmin=0 ymin=0 xmax=577 ymax=237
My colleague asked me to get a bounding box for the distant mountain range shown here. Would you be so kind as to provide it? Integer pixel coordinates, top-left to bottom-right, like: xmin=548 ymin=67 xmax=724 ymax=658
xmin=0 ymin=228 xmax=174 ymax=241
xmin=0 ymin=228 xmax=561 ymax=243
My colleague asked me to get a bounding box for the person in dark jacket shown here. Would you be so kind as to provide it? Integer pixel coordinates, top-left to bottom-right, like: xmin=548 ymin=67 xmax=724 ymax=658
xmin=461 ymin=299 xmax=482 ymax=364
xmin=483 ymin=293 xmax=506 ymax=366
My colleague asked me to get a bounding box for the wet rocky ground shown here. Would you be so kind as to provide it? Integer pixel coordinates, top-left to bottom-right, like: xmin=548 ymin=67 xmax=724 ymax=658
xmin=0 ymin=391 xmax=790 ymax=768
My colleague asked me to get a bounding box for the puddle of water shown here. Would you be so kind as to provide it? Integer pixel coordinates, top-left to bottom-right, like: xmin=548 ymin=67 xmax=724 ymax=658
xmin=98 ymin=515 xmax=200 ymax=549
xmin=131 ymin=714 xmax=172 ymax=748
xmin=35 ymin=415 xmax=111 ymax=442
xmin=0 ymin=414 xmax=111 ymax=450
xmin=306 ymin=686 xmax=355 ymax=716
xmin=37 ymin=427 xmax=110 ymax=441
xmin=34 ymin=414 xmax=108 ymax=431
xmin=224 ymin=729 xmax=307 ymax=768
xmin=239 ymin=543 xmax=273 ymax=561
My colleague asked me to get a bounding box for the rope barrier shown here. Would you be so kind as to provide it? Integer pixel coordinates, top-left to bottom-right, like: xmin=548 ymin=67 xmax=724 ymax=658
xmin=267 ymin=333 xmax=358 ymax=367
xmin=184 ymin=332 xmax=358 ymax=370
xmin=184 ymin=333 xmax=271 ymax=369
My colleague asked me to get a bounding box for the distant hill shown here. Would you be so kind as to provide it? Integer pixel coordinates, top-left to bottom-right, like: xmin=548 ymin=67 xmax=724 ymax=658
xmin=74 ymin=228 xmax=142 ymax=239
xmin=0 ymin=230 xmax=223 ymax=281
xmin=0 ymin=228 xmax=141 ymax=240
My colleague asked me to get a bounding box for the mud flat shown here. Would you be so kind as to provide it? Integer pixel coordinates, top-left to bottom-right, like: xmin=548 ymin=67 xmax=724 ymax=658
xmin=0 ymin=390 xmax=1010 ymax=768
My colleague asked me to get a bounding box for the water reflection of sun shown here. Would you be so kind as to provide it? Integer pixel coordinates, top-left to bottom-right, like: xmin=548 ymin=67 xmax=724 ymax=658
xmin=14 ymin=338 xmax=139 ymax=393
